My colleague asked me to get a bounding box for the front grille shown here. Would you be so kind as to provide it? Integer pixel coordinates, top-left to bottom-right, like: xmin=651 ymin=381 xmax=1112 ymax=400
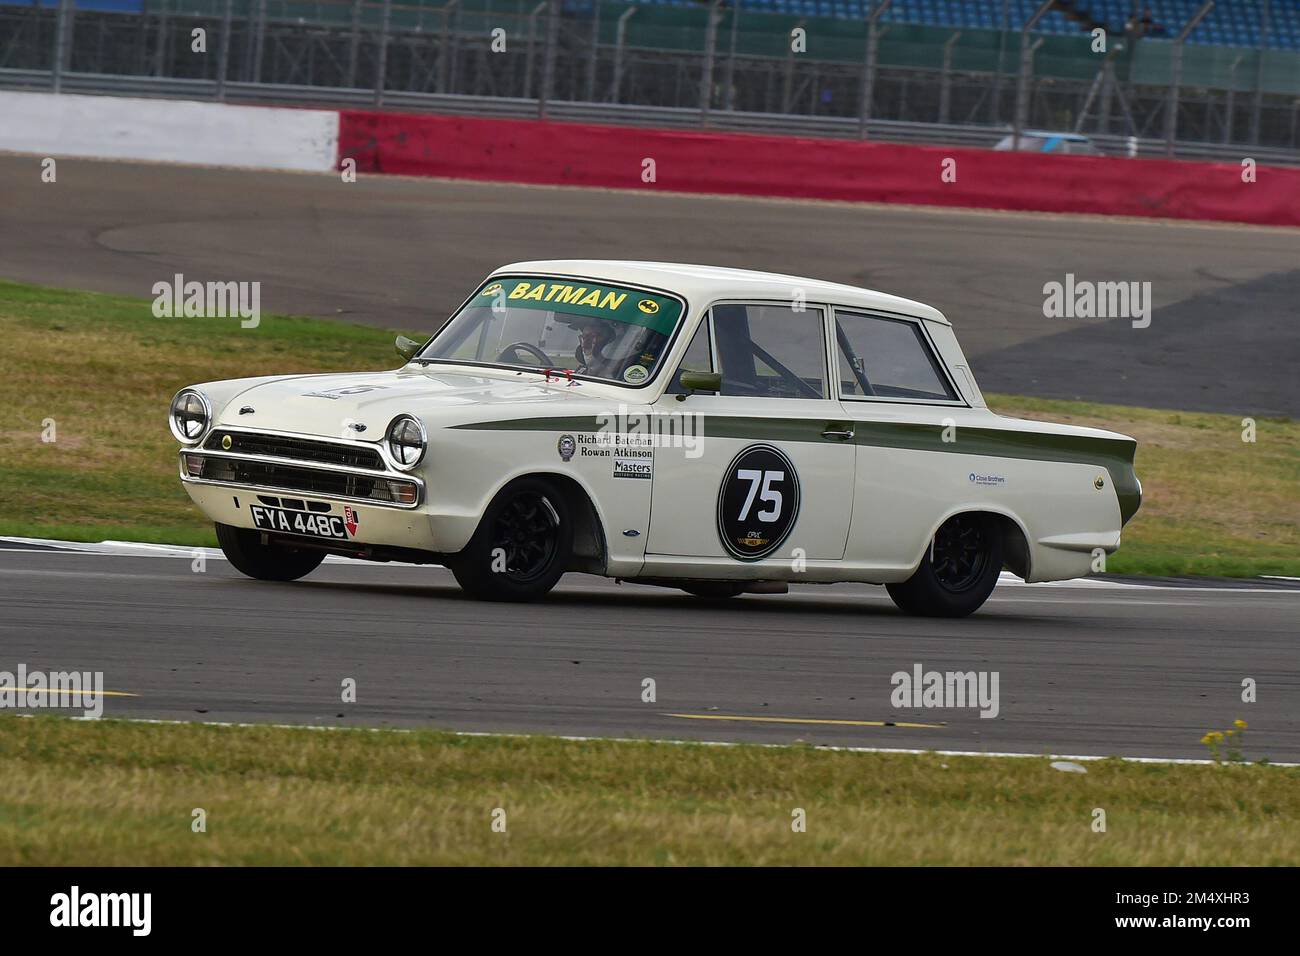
xmin=204 ymin=430 xmax=383 ymax=470
xmin=198 ymin=457 xmax=410 ymax=503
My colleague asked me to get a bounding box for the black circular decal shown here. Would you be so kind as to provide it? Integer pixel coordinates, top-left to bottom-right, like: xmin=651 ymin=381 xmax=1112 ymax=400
xmin=717 ymin=444 xmax=801 ymax=561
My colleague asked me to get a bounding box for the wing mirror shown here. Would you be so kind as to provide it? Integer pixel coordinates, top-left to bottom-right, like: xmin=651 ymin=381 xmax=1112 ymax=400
xmin=395 ymin=335 xmax=422 ymax=362
xmin=676 ymin=370 xmax=721 ymax=400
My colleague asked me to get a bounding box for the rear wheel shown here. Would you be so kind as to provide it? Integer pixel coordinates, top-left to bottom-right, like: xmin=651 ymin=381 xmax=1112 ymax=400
xmin=886 ymin=514 xmax=1002 ymax=618
xmin=450 ymin=478 xmax=573 ymax=601
xmin=215 ymin=523 xmax=325 ymax=582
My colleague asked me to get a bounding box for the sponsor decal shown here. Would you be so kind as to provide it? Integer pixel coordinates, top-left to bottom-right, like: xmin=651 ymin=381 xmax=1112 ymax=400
xmin=344 ymin=506 xmax=359 ymax=537
xmin=557 ymin=434 xmax=576 ymax=462
xmin=968 ymin=472 xmax=1006 ymax=487
xmin=468 ymin=276 xmax=684 ymax=336
xmin=717 ymin=444 xmax=801 ymax=561
xmin=622 ymin=364 xmax=649 ymax=384
xmin=613 ymin=452 xmax=653 ymax=480
xmin=570 ymin=431 xmax=654 ymax=460
xmin=301 ymin=384 xmax=389 ymax=400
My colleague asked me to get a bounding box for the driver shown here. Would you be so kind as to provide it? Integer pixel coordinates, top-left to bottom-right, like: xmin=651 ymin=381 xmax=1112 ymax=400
xmin=574 ymin=320 xmax=622 ymax=378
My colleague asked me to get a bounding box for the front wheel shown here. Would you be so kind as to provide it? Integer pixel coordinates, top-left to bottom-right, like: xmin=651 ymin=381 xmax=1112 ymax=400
xmin=886 ymin=514 xmax=1003 ymax=618
xmin=215 ymin=523 xmax=325 ymax=582
xmin=450 ymin=478 xmax=573 ymax=602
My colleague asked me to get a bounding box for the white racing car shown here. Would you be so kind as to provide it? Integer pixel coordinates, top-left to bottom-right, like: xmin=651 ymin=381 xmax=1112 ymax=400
xmin=170 ymin=261 xmax=1140 ymax=616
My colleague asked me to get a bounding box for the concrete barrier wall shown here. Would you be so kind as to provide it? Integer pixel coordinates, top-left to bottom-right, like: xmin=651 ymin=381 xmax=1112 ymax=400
xmin=338 ymin=110 xmax=1300 ymax=228
xmin=0 ymin=91 xmax=339 ymax=172
xmin=4 ymin=91 xmax=1294 ymax=227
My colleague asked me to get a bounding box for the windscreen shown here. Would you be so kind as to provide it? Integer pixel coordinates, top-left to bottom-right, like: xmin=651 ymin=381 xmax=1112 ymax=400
xmin=420 ymin=276 xmax=686 ymax=387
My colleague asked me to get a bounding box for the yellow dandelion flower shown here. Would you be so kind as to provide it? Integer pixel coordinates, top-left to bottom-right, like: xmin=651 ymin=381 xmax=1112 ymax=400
xmin=1234 ymin=719 xmax=1247 ymax=730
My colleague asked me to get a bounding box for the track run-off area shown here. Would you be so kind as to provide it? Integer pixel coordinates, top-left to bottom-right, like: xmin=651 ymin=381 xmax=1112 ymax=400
xmin=2 ymin=541 xmax=1296 ymax=762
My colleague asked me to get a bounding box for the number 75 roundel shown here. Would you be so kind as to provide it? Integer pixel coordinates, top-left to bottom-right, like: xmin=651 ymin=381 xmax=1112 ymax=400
xmin=717 ymin=444 xmax=802 ymax=561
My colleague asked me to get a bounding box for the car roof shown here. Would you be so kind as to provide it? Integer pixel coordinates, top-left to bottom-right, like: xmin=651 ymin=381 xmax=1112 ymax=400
xmin=492 ymin=260 xmax=950 ymax=326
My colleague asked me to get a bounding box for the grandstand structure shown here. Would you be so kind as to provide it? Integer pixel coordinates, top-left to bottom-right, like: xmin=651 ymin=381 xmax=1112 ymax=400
xmin=2 ymin=0 xmax=1297 ymax=155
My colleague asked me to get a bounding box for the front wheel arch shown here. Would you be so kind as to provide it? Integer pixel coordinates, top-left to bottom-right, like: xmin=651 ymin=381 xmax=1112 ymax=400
xmin=525 ymin=472 xmax=608 ymax=574
xmin=457 ymin=472 xmax=608 ymax=575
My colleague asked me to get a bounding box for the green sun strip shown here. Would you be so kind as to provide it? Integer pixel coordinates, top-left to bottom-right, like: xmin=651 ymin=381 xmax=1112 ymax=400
xmin=472 ymin=276 xmax=683 ymax=337
xmin=451 ymin=415 xmax=1141 ymax=526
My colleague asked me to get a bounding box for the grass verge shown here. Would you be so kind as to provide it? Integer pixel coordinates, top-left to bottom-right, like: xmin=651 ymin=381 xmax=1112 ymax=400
xmin=1 ymin=716 xmax=1295 ymax=865
xmin=0 ymin=280 xmax=1294 ymax=575
xmin=986 ymin=394 xmax=1299 ymax=577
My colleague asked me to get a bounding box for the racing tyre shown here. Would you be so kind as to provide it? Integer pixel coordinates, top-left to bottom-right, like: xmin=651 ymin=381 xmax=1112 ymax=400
xmin=450 ymin=478 xmax=573 ymax=602
xmin=886 ymin=514 xmax=1003 ymax=618
xmin=215 ymin=522 xmax=326 ymax=582
xmin=679 ymin=582 xmax=747 ymax=599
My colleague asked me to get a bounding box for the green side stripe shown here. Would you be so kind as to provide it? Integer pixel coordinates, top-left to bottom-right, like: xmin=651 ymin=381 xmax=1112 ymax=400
xmin=452 ymin=415 xmax=1141 ymax=525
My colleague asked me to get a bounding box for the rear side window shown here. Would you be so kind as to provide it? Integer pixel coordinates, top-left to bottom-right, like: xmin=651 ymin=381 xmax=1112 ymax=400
xmin=835 ymin=311 xmax=957 ymax=402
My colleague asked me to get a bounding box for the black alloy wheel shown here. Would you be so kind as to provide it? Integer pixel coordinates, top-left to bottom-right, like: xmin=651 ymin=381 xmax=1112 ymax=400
xmin=490 ymin=491 xmax=561 ymax=583
xmin=929 ymin=513 xmax=993 ymax=593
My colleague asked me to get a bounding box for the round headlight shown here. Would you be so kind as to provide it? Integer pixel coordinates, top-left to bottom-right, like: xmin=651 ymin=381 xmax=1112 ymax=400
xmin=169 ymin=389 xmax=210 ymax=444
xmin=386 ymin=415 xmax=427 ymax=470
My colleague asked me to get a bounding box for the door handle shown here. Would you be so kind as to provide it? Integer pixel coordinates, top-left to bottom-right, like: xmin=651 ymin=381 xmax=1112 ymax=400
xmin=821 ymin=426 xmax=855 ymax=441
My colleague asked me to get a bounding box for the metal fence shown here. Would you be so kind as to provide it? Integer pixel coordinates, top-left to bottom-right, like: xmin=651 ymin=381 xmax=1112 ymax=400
xmin=2 ymin=0 xmax=1298 ymax=162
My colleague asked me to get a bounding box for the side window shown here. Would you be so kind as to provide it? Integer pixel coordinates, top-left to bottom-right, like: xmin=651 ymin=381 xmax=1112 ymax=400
xmin=665 ymin=319 xmax=713 ymax=394
xmin=835 ymin=311 xmax=957 ymax=402
xmin=712 ymin=304 xmax=826 ymax=400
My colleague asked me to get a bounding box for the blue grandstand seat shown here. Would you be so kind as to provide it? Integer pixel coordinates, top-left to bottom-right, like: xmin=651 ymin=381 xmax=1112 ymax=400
xmin=15 ymin=0 xmax=1289 ymax=48
xmin=592 ymin=0 xmax=1291 ymax=51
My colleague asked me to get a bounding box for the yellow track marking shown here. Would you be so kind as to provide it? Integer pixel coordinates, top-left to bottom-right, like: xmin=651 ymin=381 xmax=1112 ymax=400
xmin=4 ymin=688 xmax=138 ymax=698
xmin=663 ymin=713 xmax=943 ymax=729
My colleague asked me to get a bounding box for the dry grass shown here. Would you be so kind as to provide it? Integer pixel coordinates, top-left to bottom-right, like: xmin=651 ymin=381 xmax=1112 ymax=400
xmin=1 ymin=717 xmax=1296 ymax=866
xmin=987 ymin=394 xmax=1300 ymax=576
xmin=0 ymin=280 xmax=1294 ymax=575
xmin=0 ymin=280 xmax=411 ymax=545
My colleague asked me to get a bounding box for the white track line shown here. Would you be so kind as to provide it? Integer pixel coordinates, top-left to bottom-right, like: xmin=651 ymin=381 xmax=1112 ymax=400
xmin=0 ymin=536 xmax=355 ymax=564
xmin=23 ymin=714 xmax=1296 ymax=769
xmin=1 ymin=536 xmax=1296 ymax=591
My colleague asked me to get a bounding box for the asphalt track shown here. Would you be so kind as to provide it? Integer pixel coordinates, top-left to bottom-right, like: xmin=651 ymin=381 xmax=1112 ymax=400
xmin=3 ymin=154 xmax=1297 ymax=762
xmin=3 ymin=543 xmax=1297 ymax=762
xmin=2 ymin=154 xmax=1298 ymax=415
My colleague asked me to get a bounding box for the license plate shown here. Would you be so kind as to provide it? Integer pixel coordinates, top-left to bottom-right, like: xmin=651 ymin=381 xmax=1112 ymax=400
xmin=249 ymin=505 xmax=353 ymax=540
